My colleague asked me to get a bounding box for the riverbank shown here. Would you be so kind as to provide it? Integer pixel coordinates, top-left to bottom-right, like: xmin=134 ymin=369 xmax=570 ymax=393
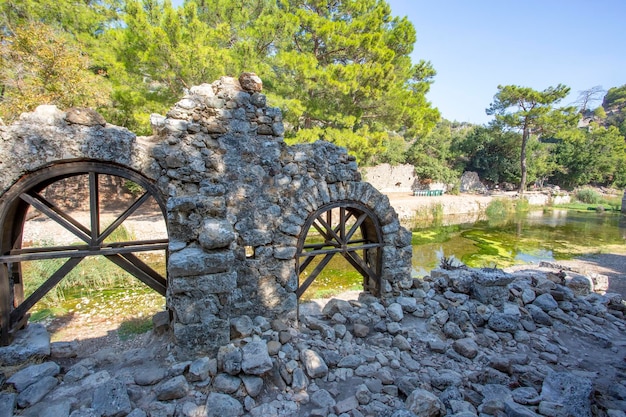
xmin=385 ymin=191 xmax=573 ymax=226
xmin=385 ymin=191 xmax=626 ymax=299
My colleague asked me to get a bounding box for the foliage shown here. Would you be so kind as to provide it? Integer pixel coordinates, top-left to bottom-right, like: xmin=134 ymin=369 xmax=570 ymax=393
xmin=573 ymin=86 xmax=605 ymax=114
xmin=485 ymin=199 xmax=512 ymax=220
xmin=486 ymin=84 xmax=577 ymax=193
xmin=405 ymin=120 xmax=467 ymax=183
xmin=575 ymin=188 xmax=602 ymax=204
xmin=552 ymin=125 xmax=626 ymax=188
xmin=375 ymin=133 xmax=407 ymax=166
xmin=602 ymin=84 xmax=626 ymax=137
xmin=1 ymin=0 xmax=623 ymax=191
xmin=268 ymin=0 xmax=439 ymax=164
xmin=0 ymin=22 xmax=111 ymax=122
xmin=124 ymin=180 xmax=144 ymax=196
xmin=452 ymin=125 xmax=520 ymax=185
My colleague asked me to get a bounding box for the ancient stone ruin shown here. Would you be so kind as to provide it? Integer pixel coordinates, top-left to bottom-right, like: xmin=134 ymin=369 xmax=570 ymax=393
xmin=2 ymin=75 xmax=626 ymax=417
xmin=0 ymin=73 xmax=412 ymax=356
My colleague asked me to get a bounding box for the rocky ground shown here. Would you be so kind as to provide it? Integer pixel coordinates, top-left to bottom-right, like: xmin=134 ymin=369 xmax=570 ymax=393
xmin=2 ymin=261 xmax=626 ymax=417
xmin=2 ymin=193 xmax=626 ymax=416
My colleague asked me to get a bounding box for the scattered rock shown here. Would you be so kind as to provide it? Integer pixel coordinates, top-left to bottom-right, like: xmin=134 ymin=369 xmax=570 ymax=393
xmin=1 ymin=263 xmax=624 ymax=417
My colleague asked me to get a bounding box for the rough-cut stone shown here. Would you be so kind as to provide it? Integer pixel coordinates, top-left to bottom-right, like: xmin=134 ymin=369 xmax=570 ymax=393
xmin=322 ymin=299 xmax=353 ymax=317
xmin=488 ymin=311 xmax=519 ymax=333
xmin=533 ymin=293 xmax=558 ymax=311
xmin=0 ymin=324 xmax=50 ymax=366
xmin=452 ymin=338 xmax=479 ymax=359
xmin=230 ymin=316 xmax=254 ymax=339
xmin=213 ymin=374 xmax=241 ymax=394
xmin=387 ymin=303 xmax=404 ymax=322
xmin=205 ymin=392 xmax=244 ymax=417
xmin=155 ymin=375 xmax=189 ymax=401
xmin=92 ymin=379 xmax=132 ymax=417
xmin=218 ymin=344 xmax=243 ymax=375
xmin=527 ymin=304 xmax=553 ymax=326
xmin=66 ymin=107 xmax=106 ymax=126
xmin=241 ymin=340 xmax=273 ymax=375
xmin=238 ymin=72 xmax=263 ymax=92
xmin=16 ymin=376 xmax=58 ymax=408
xmin=50 ymin=341 xmax=78 ymax=358
xmin=567 ymin=274 xmax=593 ymax=296
xmin=301 ymin=349 xmax=329 ymax=379
xmin=0 ymin=392 xmax=16 ymax=417
xmin=133 ymin=366 xmax=167 ymax=386
xmin=241 ymin=375 xmax=264 ymax=397
xmin=7 ymin=361 xmax=60 ymax=392
xmin=541 ymin=371 xmax=593 ymax=417
xmin=188 ymin=357 xmax=213 ymax=382
xmin=405 ymin=388 xmax=445 ymax=417
xmin=311 ymin=389 xmax=336 ymax=409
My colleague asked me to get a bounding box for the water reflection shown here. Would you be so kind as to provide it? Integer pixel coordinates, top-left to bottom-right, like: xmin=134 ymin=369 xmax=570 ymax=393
xmin=410 ymin=209 xmax=626 ymax=275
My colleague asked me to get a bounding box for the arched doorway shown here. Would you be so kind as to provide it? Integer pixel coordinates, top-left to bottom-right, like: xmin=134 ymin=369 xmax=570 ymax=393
xmin=0 ymin=161 xmax=168 ymax=345
xmin=296 ymin=201 xmax=383 ymax=299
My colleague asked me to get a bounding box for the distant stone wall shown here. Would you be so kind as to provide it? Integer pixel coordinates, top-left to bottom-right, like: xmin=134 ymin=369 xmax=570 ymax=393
xmin=361 ymin=163 xmax=417 ymax=193
xmin=0 ymin=74 xmax=412 ymax=357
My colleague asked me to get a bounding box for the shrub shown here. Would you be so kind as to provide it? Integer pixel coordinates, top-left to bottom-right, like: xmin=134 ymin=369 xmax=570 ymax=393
xmin=515 ymin=198 xmax=530 ymax=213
xmin=486 ymin=199 xmax=512 ymax=220
xmin=575 ymin=188 xmax=602 ymax=204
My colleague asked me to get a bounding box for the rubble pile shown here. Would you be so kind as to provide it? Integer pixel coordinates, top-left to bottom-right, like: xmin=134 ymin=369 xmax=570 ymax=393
xmin=2 ymin=264 xmax=625 ymax=417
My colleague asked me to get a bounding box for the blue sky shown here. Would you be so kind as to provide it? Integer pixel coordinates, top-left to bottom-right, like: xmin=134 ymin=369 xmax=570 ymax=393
xmin=386 ymin=0 xmax=626 ymax=124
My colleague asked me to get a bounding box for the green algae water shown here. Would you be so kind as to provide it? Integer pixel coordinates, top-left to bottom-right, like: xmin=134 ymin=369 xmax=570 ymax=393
xmin=303 ymin=209 xmax=626 ymax=298
xmin=412 ymin=209 xmax=626 ymax=276
xmin=26 ymin=209 xmax=626 ymax=309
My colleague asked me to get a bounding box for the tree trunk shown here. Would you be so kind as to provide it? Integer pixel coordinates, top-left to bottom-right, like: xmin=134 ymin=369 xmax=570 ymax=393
xmin=519 ymin=127 xmax=529 ymax=194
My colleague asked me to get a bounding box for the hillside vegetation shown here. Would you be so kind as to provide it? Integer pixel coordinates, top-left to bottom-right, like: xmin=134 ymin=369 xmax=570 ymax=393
xmin=1 ymin=0 xmax=624 ymax=191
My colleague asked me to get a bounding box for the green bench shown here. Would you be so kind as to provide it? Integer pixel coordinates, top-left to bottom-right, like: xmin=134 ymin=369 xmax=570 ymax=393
xmin=413 ymin=189 xmax=443 ymax=197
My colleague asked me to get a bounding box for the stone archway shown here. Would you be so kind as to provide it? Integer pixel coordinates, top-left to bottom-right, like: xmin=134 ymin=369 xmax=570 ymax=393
xmin=296 ymin=201 xmax=383 ymax=298
xmin=0 ymin=160 xmax=168 ymax=345
xmin=0 ymin=75 xmax=414 ymax=355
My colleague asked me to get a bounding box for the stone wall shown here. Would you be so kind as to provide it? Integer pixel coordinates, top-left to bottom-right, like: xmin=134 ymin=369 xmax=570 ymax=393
xmin=0 ymin=74 xmax=412 ymax=357
xmin=361 ymin=163 xmax=417 ymax=193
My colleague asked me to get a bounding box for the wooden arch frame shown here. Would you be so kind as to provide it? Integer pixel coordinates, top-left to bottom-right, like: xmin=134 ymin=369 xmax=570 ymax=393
xmin=0 ymin=160 xmax=168 ymax=345
xmin=295 ymin=201 xmax=383 ymax=299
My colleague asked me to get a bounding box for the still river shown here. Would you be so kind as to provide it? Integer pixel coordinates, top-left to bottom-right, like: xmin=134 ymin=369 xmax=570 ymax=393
xmin=303 ymin=208 xmax=626 ymax=299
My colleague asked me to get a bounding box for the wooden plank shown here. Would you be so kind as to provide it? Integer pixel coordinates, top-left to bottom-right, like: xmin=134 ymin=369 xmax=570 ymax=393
xmin=20 ymin=192 xmax=91 ymax=243
xmin=345 ymin=213 xmax=367 ymax=242
xmin=97 ymin=191 xmax=151 ymax=244
xmin=296 ymin=253 xmax=335 ymax=298
xmin=0 ymin=264 xmax=11 ymax=346
xmin=9 ymin=257 xmax=83 ymax=326
xmin=299 ymin=242 xmax=381 ymax=257
xmin=89 ymin=171 xmax=100 ymax=243
xmin=0 ymin=240 xmax=168 ymax=262
xmin=105 ymin=254 xmax=166 ymax=296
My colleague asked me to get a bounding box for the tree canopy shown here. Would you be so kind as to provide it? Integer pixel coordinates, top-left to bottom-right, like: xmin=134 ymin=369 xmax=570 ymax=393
xmin=486 ymin=84 xmax=577 ymax=193
xmin=1 ymin=0 xmax=624 ymax=191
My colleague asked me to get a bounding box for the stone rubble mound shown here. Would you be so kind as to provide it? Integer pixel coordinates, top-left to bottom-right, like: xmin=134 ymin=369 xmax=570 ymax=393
xmin=2 ymin=264 xmax=626 ymax=417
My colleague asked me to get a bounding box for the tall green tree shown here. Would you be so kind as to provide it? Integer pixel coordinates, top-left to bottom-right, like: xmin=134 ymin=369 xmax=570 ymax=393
xmin=268 ymin=0 xmax=439 ymax=163
xmin=552 ymin=125 xmax=626 ymax=188
xmin=0 ymin=22 xmax=110 ymax=121
xmin=405 ymin=120 xmax=467 ymax=184
xmin=602 ymin=84 xmax=626 ymax=137
xmin=453 ymin=125 xmax=521 ymax=185
xmin=486 ymin=84 xmax=577 ymax=193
